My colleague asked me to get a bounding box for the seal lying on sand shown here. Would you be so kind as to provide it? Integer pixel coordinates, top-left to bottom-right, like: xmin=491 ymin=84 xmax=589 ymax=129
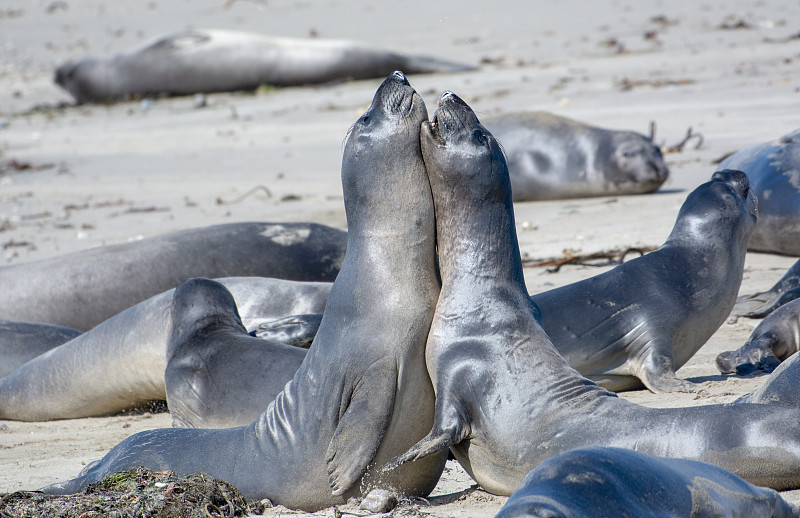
xmin=734 ymin=259 xmax=800 ymax=318
xmin=0 ymin=277 xmax=329 ymax=422
xmin=42 ymin=72 xmax=446 ymax=511
xmin=495 ymin=447 xmax=799 ymax=518
xmin=386 ymin=92 xmax=800 ymax=495
xmin=0 ymin=320 xmax=81 ymax=378
xmin=483 ymin=111 xmax=668 ymax=202
xmin=719 ymin=128 xmax=800 ymax=255
xmin=717 ymin=298 xmax=800 ymax=375
xmin=55 ymin=28 xmax=476 ymax=103
xmin=0 ymin=221 xmax=346 ymax=331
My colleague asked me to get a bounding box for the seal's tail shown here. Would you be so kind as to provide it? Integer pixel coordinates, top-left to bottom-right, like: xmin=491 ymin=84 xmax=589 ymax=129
xmin=400 ymin=54 xmax=478 ymax=74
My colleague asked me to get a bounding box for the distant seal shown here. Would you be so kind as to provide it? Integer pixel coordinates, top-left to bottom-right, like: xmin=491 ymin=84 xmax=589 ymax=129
xmin=165 ymin=278 xmax=306 ymax=428
xmin=734 ymin=259 xmax=800 ymax=318
xmin=54 ymin=28 xmax=476 ymax=103
xmin=717 ymin=298 xmax=800 ymax=375
xmin=0 ymin=221 xmax=346 ymax=330
xmin=0 ymin=320 xmax=81 ymax=378
xmin=386 ymin=92 xmax=800 ymax=495
xmin=0 ymin=277 xmax=330 ymax=422
xmin=42 ymin=72 xmax=446 ymax=510
xmin=483 ymin=111 xmax=668 ymax=201
xmin=719 ymin=128 xmax=800 ymax=255
xmin=496 ymin=447 xmax=799 ymax=518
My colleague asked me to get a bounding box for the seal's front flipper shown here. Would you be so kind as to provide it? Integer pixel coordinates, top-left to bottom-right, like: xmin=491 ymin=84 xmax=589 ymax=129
xmin=253 ymin=313 xmax=323 ymax=348
xmin=325 ymin=364 xmax=397 ymax=496
xmin=639 ymin=349 xmax=700 ymax=393
xmin=385 ymin=407 xmax=467 ymax=471
xmin=717 ymin=336 xmax=783 ymax=376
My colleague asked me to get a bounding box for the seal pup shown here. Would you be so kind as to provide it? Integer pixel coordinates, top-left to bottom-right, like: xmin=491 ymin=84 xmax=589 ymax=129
xmin=0 ymin=221 xmax=346 ymax=331
xmin=734 ymin=259 xmax=800 ymax=318
xmin=719 ymin=128 xmax=800 ymax=255
xmin=55 ymin=28 xmax=476 ymax=103
xmin=495 ymin=447 xmax=799 ymax=518
xmin=165 ymin=278 xmax=307 ymax=428
xmin=41 ymin=72 xmax=446 ymax=510
xmin=0 ymin=320 xmax=81 ymax=378
xmin=483 ymin=111 xmax=668 ymax=202
xmin=0 ymin=277 xmax=330 ymax=422
xmin=717 ymin=298 xmax=800 ymax=375
xmin=386 ymin=92 xmax=800 ymax=495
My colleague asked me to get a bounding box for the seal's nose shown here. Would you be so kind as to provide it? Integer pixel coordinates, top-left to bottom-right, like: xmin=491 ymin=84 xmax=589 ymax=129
xmin=438 ymin=91 xmax=455 ymax=106
xmin=391 ymin=71 xmax=409 ymax=85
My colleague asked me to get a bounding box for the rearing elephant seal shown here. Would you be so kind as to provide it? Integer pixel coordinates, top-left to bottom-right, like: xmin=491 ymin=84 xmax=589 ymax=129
xmin=42 ymin=72 xmax=446 ymax=511
xmin=495 ymin=447 xmax=799 ymax=518
xmin=719 ymin=128 xmax=800 ymax=255
xmin=386 ymin=92 xmax=800 ymax=495
xmin=55 ymin=28 xmax=476 ymax=103
xmin=0 ymin=221 xmax=346 ymax=331
xmin=484 ymin=111 xmax=668 ymax=201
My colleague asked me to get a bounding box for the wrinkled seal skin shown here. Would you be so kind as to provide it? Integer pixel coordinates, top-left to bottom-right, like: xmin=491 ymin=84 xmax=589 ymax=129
xmin=385 ymin=92 xmax=800 ymax=496
xmin=483 ymin=111 xmax=668 ymax=202
xmin=165 ymin=278 xmax=307 ymax=428
xmin=495 ymin=447 xmax=799 ymax=518
xmin=0 ymin=221 xmax=346 ymax=331
xmin=0 ymin=277 xmax=329 ymax=422
xmin=0 ymin=321 xmax=81 ymax=378
xmin=54 ymin=29 xmax=476 ymax=103
xmin=531 ymin=167 xmax=756 ymax=393
xmin=41 ymin=72 xmax=446 ymax=511
xmin=720 ymin=128 xmax=800 ymax=255
xmin=717 ymin=298 xmax=800 ymax=375
xmin=735 ymin=259 xmax=800 ymax=318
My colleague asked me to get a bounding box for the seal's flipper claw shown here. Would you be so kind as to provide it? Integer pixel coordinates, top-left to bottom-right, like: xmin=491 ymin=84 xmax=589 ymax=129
xmin=325 ymin=361 xmax=397 ymax=496
xmin=253 ymin=313 xmax=323 ymax=348
xmin=385 ymin=431 xmax=455 ymax=471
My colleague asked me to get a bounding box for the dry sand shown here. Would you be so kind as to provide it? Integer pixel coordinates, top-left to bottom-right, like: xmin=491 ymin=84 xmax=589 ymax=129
xmin=1 ymin=0 xmax=800 ymax=515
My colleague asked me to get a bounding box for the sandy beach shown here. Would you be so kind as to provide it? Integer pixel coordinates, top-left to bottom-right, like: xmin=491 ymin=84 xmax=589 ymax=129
xmin=2 ymin=0 xmax=800 ymax=515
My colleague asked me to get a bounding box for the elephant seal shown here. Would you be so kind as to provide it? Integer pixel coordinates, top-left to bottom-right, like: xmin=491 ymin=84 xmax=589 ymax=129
xmin=0 ymin=320 xmax=81 ymax=378
xmin=54 ymin=28 xmax=476 ymax=103
xmin=719 ymin=128 xmax=800 ymax=255
xmin=495 ymin=447 xmax=799 ymax=518
xmin=165 ymin=278 xmax=307 ymax=428
xmin=717 ymin=298 xmax=800 ymax=375
xmin=385 ymin=92 xmax=800 ymax=495
xmin=734 ymin=258 xmax=800 ymax=318
xmin=483 ymin=111 xmax=668 ymax=202
xmin=0 ymin=221 xmax=346 ymax=331
xmin=0 ymin=277 xmax=330 ymax=422
xmin=42 ymin=72 xmax=446 ymax=510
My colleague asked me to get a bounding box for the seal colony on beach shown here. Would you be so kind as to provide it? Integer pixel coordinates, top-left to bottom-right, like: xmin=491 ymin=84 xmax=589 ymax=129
xmin=41 ymin=72 xmax=446 ymax=511
xmin=386 ymin=91 xmax=800 ymax=496
xmin=54 ymin=28 xmax=477 ymax=103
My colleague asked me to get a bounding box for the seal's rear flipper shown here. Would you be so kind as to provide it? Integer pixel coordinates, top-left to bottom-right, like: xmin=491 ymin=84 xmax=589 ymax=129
xmin=385 ymin=416 xmax=466 ymax=471
xmin=325 ymin=362 xmax=397 ymax=496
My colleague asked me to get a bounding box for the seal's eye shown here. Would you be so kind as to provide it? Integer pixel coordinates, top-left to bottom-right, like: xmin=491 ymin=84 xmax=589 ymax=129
xmin=472 ymin=129 xmax=486 ymax=144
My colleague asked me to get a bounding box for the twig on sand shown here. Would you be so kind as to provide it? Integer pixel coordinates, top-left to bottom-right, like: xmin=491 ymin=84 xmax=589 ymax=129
xmin=523 ymin=246 xmax=657 ymax=273
xmin=216 ymin=185 xmax=273 ymax=205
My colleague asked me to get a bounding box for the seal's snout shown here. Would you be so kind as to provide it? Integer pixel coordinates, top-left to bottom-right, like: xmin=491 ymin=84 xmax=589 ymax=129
xmin=391 ymin=70 xmax=409 ymax=85
xmin=713 ymin=169 xmax=750 ymax=199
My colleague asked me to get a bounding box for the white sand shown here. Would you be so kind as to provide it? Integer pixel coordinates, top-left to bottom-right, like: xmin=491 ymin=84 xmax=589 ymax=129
xmin=2 ymin=0 xmax=800 ymax=515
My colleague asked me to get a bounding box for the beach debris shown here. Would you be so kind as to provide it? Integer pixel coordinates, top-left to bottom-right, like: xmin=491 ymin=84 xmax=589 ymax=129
xmin=215 ymin=185 xmax=273 ymax=205
xmin=523 ymin=246 xmax=657 ymax=273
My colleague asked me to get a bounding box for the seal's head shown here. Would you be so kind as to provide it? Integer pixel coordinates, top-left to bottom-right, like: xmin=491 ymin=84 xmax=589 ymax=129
xmin=341 ymin=71 xmax=429 ymax=232
xmin=422 ymin=91 xmax=511 ymax=206
xmin=606 ymin=131 xmax=669 ymax=192
xmin=668 ymin=168 xmax=758 ymax=248
xmin=54 ymin=59 xmax=118 ymax=104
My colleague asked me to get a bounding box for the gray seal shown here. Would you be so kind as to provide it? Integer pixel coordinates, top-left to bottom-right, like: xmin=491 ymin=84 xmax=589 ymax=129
xmin=0 ymin=221 xmax=346 ymax=331
xmin=55 ymin=29 xmax=476 ymax=103
xmin=719 ymin=128 xmax=800 ymax=255
xmin=717 ymin=298 xmax=800 ymax=375
xmin=495 ymin=447 xmax=799 ymax=518
xmin=165 ymin=277 xmax=307 ymax=428
xmin=0 ymin=277 xmax=330 ymax=422
xmin=41 ymin=72 xmax=446 ymax=511
xmin=483 ymin=111 xmax=668 ymax=201
xmin=385 ymin=92 xmax=800 ymax=495
xmin=0 ymin=320 xmax=81 ymax=378
xmin=734 ymin=258 xmax=800 ymax=318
